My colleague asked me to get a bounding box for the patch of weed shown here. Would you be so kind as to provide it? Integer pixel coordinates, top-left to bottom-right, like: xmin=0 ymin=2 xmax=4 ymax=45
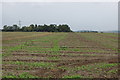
xmin=3 ymin=72 xmax=39 ymax=78
xmin=63 ymin=75 xmax=84 ymax=78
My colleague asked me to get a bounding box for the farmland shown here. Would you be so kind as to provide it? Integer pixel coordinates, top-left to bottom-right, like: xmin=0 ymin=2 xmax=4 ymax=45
xmin=2 ymin=32 xmax=118 ymax=78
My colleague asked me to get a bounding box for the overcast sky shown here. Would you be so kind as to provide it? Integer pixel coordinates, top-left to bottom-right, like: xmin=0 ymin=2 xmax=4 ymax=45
xmin=1 ymin=2 xmax=118 ymax=31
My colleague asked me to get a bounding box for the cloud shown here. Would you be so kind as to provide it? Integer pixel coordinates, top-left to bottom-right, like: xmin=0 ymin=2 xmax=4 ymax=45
xmin=2 ymin=0 xmax=119 ymax=2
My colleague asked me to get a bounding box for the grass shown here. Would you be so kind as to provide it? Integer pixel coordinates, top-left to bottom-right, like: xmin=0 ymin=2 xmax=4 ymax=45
xmin=3 ymin=72 xmax=39 ymax=78
xmin=60 ymin=46 xmax=68 ymax=50
xmin=58 ymin=66 xmax=70 ymax=70
xmin=63 ymin=75 xmax=84 ymax=78
xmin=2 ymin=32 xmax=118 ymax=78
xmin=78 ymin=33 xmax=118 ymax=49
xmin=61 ymin=63 xmax=118 ymax=78
xmin=5 ymin=61 xmax=56 ymax=68
xmin=73 ymin=63 xmax=118 ymax=71
xmin=2 ymin=51 xmax=11 ymax=57
xmin=48 ymin=56 xmax=60 ymax=60
xmin=107 ymin=69 xmax=118 ymax=74
xmin=51 ymin=34 xmax=67 ymax=52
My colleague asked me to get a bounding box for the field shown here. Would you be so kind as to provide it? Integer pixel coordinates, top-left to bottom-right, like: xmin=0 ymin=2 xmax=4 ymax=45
xmin=2 ymin=32 xmax=118 ymax=78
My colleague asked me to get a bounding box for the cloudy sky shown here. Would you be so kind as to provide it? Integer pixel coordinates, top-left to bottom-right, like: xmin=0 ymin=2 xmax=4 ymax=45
xmin=0 ymin=0 xmax=118 ymax=31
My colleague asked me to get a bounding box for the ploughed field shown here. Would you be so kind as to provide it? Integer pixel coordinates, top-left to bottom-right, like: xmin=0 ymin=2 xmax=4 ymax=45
xmin=2 ymin=32 xmax=118 ymax=78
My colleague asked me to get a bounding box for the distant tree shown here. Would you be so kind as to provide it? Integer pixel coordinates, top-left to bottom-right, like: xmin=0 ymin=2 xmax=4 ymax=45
xmin=29 ymin=24 xmax=34 ymax=31
xmin=37 ymin=25 xmax=44 ymax=32
xmin=34 ymin=24 xmax=38 ymax=31
xmin=2 ymin=24 xmax=72 ymax=32
xmin=21 ymin=26 xmax=28 ymax=32
xmin=58 ymin=24 xmax=72 ymax=32
xmin=8 ymin=26 xmax=14 ymax=31
xmin=3 ymin=25 xmax=8 ymax=31
xmin=49 ymin=24 xmax=58 ymax=32
xmin=13 ymin=24 xmax=20 ymax=31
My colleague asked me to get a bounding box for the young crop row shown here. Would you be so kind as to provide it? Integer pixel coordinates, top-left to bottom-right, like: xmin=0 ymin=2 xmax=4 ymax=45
xmin=2 ymin=32 xmax=118 ymax=78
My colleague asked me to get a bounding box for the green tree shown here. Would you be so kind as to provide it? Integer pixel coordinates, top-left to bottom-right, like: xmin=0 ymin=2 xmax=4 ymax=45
xmin=3 ymin=25 xmax=8 ymax=31
xmin=29 ymin=24 xmax=34 ymax=31
xmin=2 ymin=24 xmax=72 ymax=32
xmin=13 ymin=24 xmax=20 ymax=31
xmin=58 ymin=24 xmax=72 ymax=32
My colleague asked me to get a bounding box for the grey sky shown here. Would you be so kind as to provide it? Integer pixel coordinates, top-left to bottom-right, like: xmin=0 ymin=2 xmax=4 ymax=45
xmin=1 ymin=2 xmax=118 ymax=31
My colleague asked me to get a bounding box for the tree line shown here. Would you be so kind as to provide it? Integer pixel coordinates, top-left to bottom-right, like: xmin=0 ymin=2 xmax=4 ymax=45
xmin=79 ymin=31 xmax=98 ymax=33
xmin=2 ymin=24 xmax=72 ymax=32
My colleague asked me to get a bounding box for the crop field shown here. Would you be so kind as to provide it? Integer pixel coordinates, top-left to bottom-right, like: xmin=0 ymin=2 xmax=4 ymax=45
xmin=2 ymin=32 xmax=119 ymax=78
